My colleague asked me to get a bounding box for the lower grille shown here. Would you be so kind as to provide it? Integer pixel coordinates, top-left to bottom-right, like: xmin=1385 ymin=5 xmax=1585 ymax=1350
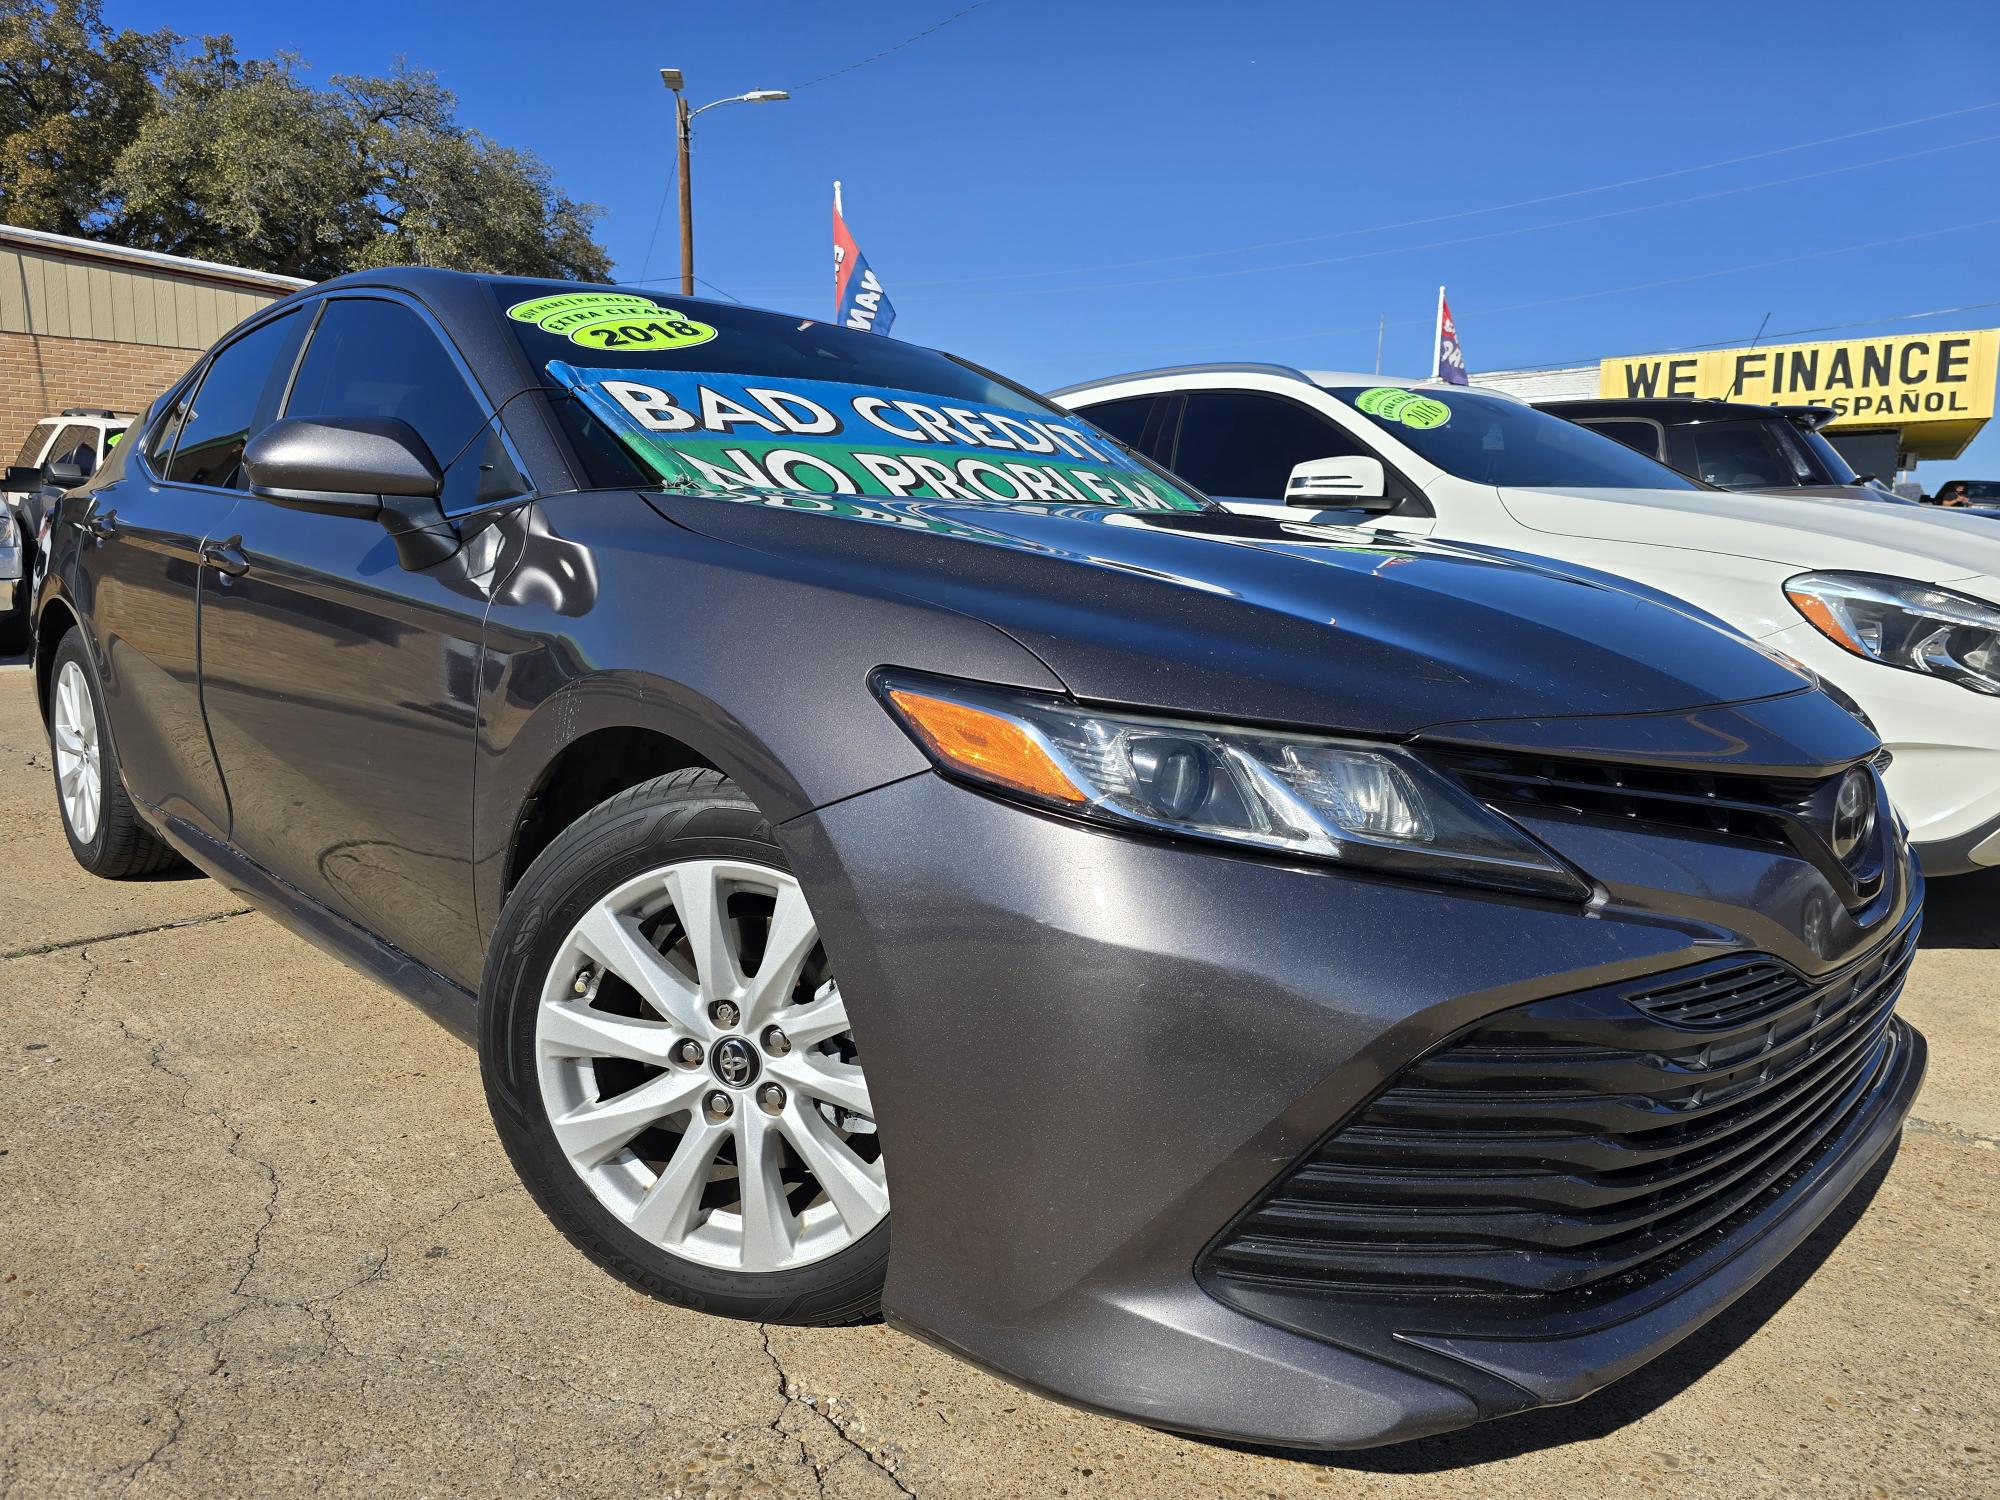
xmin=1202 ymin=915 xmax=1918 ymax=1303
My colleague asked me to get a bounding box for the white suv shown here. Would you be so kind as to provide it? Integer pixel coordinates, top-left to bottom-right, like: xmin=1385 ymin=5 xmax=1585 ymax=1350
xmin=2 ymin=408 xmax=135 ymax=650
xmin=1055 ymin=364 xmax=2000 ymax=874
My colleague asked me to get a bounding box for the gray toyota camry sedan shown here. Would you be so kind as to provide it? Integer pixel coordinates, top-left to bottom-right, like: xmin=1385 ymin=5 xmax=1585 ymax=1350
xmin=32 ymin=268 xmax=1923 ymax=1449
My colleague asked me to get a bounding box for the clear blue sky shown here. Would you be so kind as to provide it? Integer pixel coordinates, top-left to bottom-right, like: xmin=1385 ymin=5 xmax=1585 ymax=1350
xmin=111 ymin=0 xmax=2000 ymax=482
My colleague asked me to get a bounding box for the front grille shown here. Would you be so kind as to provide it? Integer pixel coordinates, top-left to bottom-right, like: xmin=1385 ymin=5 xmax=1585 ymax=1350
xmin=1436 ymin=746 xmax=1888 ymax=909
xmin=1202 ymin=916 xmax=1918 ymax=1303
xmin=1438 ymin=748 xmax=1826 ymax=849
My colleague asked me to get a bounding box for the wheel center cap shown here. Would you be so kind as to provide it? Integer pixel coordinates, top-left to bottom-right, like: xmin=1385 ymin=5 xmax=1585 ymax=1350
xmin=710 ymin=1036 xmax=760 ymax=1090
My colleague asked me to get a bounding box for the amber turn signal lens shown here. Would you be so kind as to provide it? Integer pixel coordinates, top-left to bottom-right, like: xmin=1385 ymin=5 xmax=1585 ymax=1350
xmin=885 ymin=688 xmax=1086 ymax=805
xmin=1785 ymin=587 xmax=1864 ymax=656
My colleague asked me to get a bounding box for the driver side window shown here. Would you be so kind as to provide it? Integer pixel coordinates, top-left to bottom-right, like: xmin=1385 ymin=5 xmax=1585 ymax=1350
xmin=1170 ymin=391 xmax=1372 ymax=501
xmin=282 ymin=298 xmax=523 ymax=513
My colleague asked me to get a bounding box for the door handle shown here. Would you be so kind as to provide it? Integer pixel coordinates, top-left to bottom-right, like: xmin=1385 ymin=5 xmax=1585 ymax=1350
xmin=199 ymin=536 xmax=250 ymax=577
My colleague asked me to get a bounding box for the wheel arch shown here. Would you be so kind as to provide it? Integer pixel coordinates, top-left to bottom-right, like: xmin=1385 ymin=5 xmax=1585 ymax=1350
xmin=32 ymin=592 xmax=82 ymax=728
xmin=480 ymin=667 xmax=812 ymax=930
xmin=502 ymin=722 xmax=720 ymax=897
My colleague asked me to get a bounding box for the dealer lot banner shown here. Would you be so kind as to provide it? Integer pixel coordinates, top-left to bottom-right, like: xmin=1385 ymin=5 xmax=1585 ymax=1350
xmin=547 ymin=363 xmax=1202 ymax=512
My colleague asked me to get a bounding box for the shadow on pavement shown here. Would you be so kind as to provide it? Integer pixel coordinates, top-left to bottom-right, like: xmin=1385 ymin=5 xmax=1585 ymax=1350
xmin=1919 ymin=867 xmax=2000 ymax=949
xmin=1216 ymin=1145 xmax=1897 ymax=1474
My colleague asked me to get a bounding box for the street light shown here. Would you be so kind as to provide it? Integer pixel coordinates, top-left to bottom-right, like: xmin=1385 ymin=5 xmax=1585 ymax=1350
xmin=661 ymin=69 xmax=790 ymax=298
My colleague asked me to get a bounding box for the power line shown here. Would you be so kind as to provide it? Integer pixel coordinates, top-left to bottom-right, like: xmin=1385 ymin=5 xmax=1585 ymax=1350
xmin=792 ymin=1 xmax=995 ymax=92
xmin=733 ymin=99 xmax=2000 ymax=294
xmin=1480 ymin=300 xmax=2000 ymax=376
xmin=693 ymin=276 xmax=745 ymax=304
xmin=1071 ymin=219 xmax=2000 ymax=368
xmin=637 ymin=151 xmax=678 ymax=283
xmin=885 ymin=133 xmax=2000 ymax=303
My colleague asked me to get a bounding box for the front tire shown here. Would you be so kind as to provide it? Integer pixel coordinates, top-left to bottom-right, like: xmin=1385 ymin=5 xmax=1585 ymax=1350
xmin=480 ymin=769 xmax=889 ymax=1325
xmin=48 ymin=631 xmax=180 ymax=878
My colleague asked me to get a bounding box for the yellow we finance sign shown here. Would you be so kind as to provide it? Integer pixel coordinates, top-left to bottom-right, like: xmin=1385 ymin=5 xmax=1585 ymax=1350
xmin=1599 ymin=329 xmax=1999 ymax=460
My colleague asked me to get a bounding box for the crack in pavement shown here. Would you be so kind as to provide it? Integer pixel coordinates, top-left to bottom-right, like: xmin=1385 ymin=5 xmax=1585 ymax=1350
xmin=1 ymin=907 xmax=254 ymax=961
xmin=34 ymin=943 xmax=523 ymax=1491
xmin=759 ymin=1324 xmax=916 ymax=1499
xmin=1905 ymin=1114 xmax=2000 ymax=1150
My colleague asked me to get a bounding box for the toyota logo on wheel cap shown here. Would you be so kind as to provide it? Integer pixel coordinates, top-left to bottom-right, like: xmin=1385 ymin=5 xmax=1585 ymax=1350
xmin=711 ymin=1037 xmax=760 ymax=1089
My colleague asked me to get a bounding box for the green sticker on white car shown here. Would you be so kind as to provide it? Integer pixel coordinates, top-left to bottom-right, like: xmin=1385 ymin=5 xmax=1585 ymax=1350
xmin=1356 ymin=387 xmax=1451 ymax=430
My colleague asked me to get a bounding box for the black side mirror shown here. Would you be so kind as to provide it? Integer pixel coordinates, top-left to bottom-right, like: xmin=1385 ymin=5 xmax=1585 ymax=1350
xmin=44 ymin=459 xmax=87 ymax=487
xmin=4 ymin=465 xmax=42 ymax=491
xmin=243 ymin=417 xmax=460 ymax=569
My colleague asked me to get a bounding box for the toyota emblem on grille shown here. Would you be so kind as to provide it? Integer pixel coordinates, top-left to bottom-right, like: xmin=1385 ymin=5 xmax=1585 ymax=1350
xmin=1830 ymin=766 xmax=1876 ymax=865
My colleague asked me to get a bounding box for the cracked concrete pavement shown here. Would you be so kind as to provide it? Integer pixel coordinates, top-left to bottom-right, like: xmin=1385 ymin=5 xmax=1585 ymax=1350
xmin=0 ymin=662 xmax=1995 ymax=1498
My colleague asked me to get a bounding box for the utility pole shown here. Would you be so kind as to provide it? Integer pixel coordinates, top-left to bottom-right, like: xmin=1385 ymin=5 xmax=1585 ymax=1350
xmin=1375 ymin=314 xmax=1385 ymax=375
xmin=676 ymin=89 xmax=694 ymax=297
xmin=659 ymin=70 xmax=790 ymax=300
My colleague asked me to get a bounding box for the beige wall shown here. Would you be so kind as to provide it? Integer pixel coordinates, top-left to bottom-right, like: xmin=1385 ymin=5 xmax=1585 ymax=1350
xmin=0 ymin=242 xmax=289 ymax=353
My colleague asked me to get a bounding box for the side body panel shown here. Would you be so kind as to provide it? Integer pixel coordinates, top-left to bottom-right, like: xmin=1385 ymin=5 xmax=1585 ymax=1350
xmin=196 ymin=498 xmax=511 ymax=985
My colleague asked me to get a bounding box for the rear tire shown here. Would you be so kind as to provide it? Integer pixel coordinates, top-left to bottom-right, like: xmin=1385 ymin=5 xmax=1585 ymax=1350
xmin=48 ymin=631 xmax=181 ymax=878
xmin=480 ymin=768 xmax=889 ymax=1325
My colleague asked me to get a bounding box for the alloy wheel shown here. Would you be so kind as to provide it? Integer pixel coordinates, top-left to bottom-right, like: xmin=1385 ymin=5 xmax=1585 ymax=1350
xmin=534 ymin=858 xmax=887 ymax=1272
xmin=52 ymin=660 xmax=102 ymax=845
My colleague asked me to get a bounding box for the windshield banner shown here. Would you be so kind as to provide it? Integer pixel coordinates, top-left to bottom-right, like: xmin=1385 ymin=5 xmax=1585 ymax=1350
xmin=546 ymin=362 xmax=1200 ymax=511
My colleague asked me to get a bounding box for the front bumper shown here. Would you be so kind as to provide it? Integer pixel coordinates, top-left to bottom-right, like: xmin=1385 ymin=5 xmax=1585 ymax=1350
xmin=781 ymin=759 xmax=1923 ymax=1450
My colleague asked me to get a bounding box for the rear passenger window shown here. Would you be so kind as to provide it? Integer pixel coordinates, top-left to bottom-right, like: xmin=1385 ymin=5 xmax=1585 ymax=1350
xmin=165 ymin=311 xmax=307 ymax=488
xmin=1078 ymin=396 xmax=1162 ymax=457
xmin=284 ymin=298 xmax=506 ymax=511
xmin=145 ymin=387 xmax=192 ymax=469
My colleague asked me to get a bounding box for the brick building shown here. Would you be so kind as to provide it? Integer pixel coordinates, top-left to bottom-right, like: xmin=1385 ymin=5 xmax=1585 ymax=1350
xmin=1 ymin=224 xmax=307 ymax=454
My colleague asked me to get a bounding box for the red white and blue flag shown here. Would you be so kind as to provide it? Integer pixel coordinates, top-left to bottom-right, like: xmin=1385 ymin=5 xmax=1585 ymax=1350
xmin=833 ymin=181 xmax=897 ymax=336
xmin=1434 ymin=286 xmax=1468 ymax=385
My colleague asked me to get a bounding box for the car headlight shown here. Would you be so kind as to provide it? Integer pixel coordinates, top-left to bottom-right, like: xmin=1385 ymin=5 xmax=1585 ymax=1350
xmin=1784 ymin=572 xmax=2000 ymax=696
xmin=0 ymin=510 xmax=15 ymax=546
xmin=875 ymin=672 xmax=1589 ymax=900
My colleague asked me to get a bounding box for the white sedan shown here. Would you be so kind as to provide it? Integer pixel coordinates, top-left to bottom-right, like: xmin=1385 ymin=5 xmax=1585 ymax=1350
xmin=1056 ymin=364 xmax=2000 ymax=874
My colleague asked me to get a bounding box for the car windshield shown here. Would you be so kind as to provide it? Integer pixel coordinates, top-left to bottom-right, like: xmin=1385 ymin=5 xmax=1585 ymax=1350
xmin=1794 ymin=424 xmax=1858 ymax=483
xmin=496 ymin=283 xmax=1209 ymax=513
xmin=1326 ymin=386 xmax=1702 ymax=490
xmin=1680 ymin=416 xmax=1842 ymax=489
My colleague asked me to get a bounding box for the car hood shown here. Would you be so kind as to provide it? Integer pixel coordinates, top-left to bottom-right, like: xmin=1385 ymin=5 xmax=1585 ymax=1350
xmin=1496 ymin=483 xmax=2000 ymax=586
xmin=650 ymin=489 xmax=1816 ymax=738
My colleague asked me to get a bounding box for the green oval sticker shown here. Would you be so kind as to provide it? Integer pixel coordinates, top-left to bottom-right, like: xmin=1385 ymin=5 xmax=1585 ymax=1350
xmin=507 ymin=292 xmax=664 ymax=326
xmin=563 ymin=311 xmax=718 ymax=353
xmin=1355 ymin=387 xmax=1451 ymax=430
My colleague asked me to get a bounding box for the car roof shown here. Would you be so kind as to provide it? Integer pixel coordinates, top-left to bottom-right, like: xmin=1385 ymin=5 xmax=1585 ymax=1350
xmin=1051 ymin=363 xmax=1521 ymax=402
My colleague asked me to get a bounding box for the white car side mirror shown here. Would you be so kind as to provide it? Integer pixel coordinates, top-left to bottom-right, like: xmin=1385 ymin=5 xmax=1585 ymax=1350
xmin=1285 ymin=455 xmax=1391 ymax=510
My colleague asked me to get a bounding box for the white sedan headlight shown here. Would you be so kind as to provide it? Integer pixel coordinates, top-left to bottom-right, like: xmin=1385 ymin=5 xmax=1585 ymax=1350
xmin=1785 ymin=572 xmax=2000 ymax=697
